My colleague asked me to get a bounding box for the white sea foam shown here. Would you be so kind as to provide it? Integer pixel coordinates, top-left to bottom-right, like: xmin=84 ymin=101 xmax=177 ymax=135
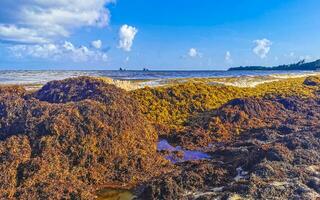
xmin=211 ymin=79 xmax=277 ymax=88
xmin=0 ymin=70 xmax=319 ymax=89
xmin=269 ymin=72 xmax=320 ymax=79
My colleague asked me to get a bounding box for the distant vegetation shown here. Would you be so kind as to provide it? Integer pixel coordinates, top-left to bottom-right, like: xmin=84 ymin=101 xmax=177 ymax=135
xmin=229 ymin=59 xmax=320 ymax=71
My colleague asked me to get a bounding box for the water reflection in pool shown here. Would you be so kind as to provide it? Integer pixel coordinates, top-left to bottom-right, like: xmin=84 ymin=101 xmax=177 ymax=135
xmin=157 ymin=139 xmax=211 ymax=163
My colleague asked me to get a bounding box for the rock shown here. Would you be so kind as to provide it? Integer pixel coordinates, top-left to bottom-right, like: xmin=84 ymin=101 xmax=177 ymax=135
xmin=307 ymin=177 xmax=320 ymax=193
xmin=303 ymin=76 xmax=320 ymax=86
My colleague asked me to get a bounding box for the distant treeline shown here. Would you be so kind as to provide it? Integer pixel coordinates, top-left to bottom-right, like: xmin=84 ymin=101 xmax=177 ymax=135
xmin=228 ymin=59 xmax=320 ymax=71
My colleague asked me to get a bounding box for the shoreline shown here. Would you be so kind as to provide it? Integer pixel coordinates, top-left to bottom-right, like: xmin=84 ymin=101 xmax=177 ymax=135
xmin=2 ymin=71 xmax=320 ymax=91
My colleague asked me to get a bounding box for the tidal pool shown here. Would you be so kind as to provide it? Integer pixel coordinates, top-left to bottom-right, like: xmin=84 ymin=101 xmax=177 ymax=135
xmin=157 ymin=139 xmax=211 ymax=163
xmin=96 ymin=189 xmax=135 ymax=200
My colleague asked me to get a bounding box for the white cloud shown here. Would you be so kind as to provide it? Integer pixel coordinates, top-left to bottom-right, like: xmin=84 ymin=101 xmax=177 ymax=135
xmin=188 ymin=48 xmax=197 ymax=57
xmin=188 ymin=48 xmax=201 ymax=58
xmin=253 ymin=38 xmax=272 ymax=58
xmin=9 ymin=41 xmax=108 ymax=62
xmin=91 ymin=40 xmax=102 ymax=49
xmin=290 ymin=52 xmax=295 ymax=57
xmin=118 ymin=24 xmax=138 ymax=52
xmin=0 ymin=25 xmax=49 ymax=44
xmin=225 ymin=51 xmax=232 ymax=63
xmin=0 ymin=0 xmax=114 ymax=44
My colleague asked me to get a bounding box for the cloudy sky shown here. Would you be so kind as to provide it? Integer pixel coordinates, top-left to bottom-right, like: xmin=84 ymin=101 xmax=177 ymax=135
xmin=0 ymin=0 xmax=319 ymax=70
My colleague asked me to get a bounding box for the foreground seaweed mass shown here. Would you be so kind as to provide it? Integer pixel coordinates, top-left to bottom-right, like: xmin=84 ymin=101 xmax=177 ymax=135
xmin=139 ymin=94 xmax=320 ymax=199
xmin=0 ymin=77 xmax=166 ymax=199
xmin=0 ymin=76 xmax=319 ymax=199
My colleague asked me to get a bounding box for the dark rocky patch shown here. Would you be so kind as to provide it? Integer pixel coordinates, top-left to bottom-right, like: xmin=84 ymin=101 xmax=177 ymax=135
xmin=304 ymin=76 xmax=320 ymax=86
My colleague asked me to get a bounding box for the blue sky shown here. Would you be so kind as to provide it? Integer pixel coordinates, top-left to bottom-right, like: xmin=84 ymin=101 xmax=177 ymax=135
xmin=0 ymin=0 xmax=319 ymax=70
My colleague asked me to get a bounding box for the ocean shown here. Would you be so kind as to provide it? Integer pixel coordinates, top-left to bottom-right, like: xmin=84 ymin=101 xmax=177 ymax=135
xmin=0 ymin=70 xmax=318 ymax=85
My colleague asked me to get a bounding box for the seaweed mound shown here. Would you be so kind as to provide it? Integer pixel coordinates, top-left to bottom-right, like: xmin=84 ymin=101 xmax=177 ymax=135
xmin=303 ymin=76 xmax=320 ymax=86
xmin=132 ymin=77 xmax=316 ymax=135
xmin=195 ymin=95 xmax=318 ymax=134
xmin=167 ymin=95 xmax=320 ymax=149
xmin=140 ymin=95 xmax=320 ymax=199
xmin=0 ymin=77 xmax=164 ymax=199
xmin=35 ymin=76 xmax=125 ymax=104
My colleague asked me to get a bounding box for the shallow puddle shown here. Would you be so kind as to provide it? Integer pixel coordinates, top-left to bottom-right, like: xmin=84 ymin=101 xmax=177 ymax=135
xmin=158 ymin=139 xmax=211 ymax=163
xmin=96 ymin=189 xmax=135 ymax=200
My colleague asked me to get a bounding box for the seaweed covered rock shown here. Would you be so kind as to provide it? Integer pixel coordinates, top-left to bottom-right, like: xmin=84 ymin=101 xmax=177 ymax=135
xmin=303 ymin=76 xmax=320 ymax=86
xmin=0 ymin=77 xmax=165 ymax=199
